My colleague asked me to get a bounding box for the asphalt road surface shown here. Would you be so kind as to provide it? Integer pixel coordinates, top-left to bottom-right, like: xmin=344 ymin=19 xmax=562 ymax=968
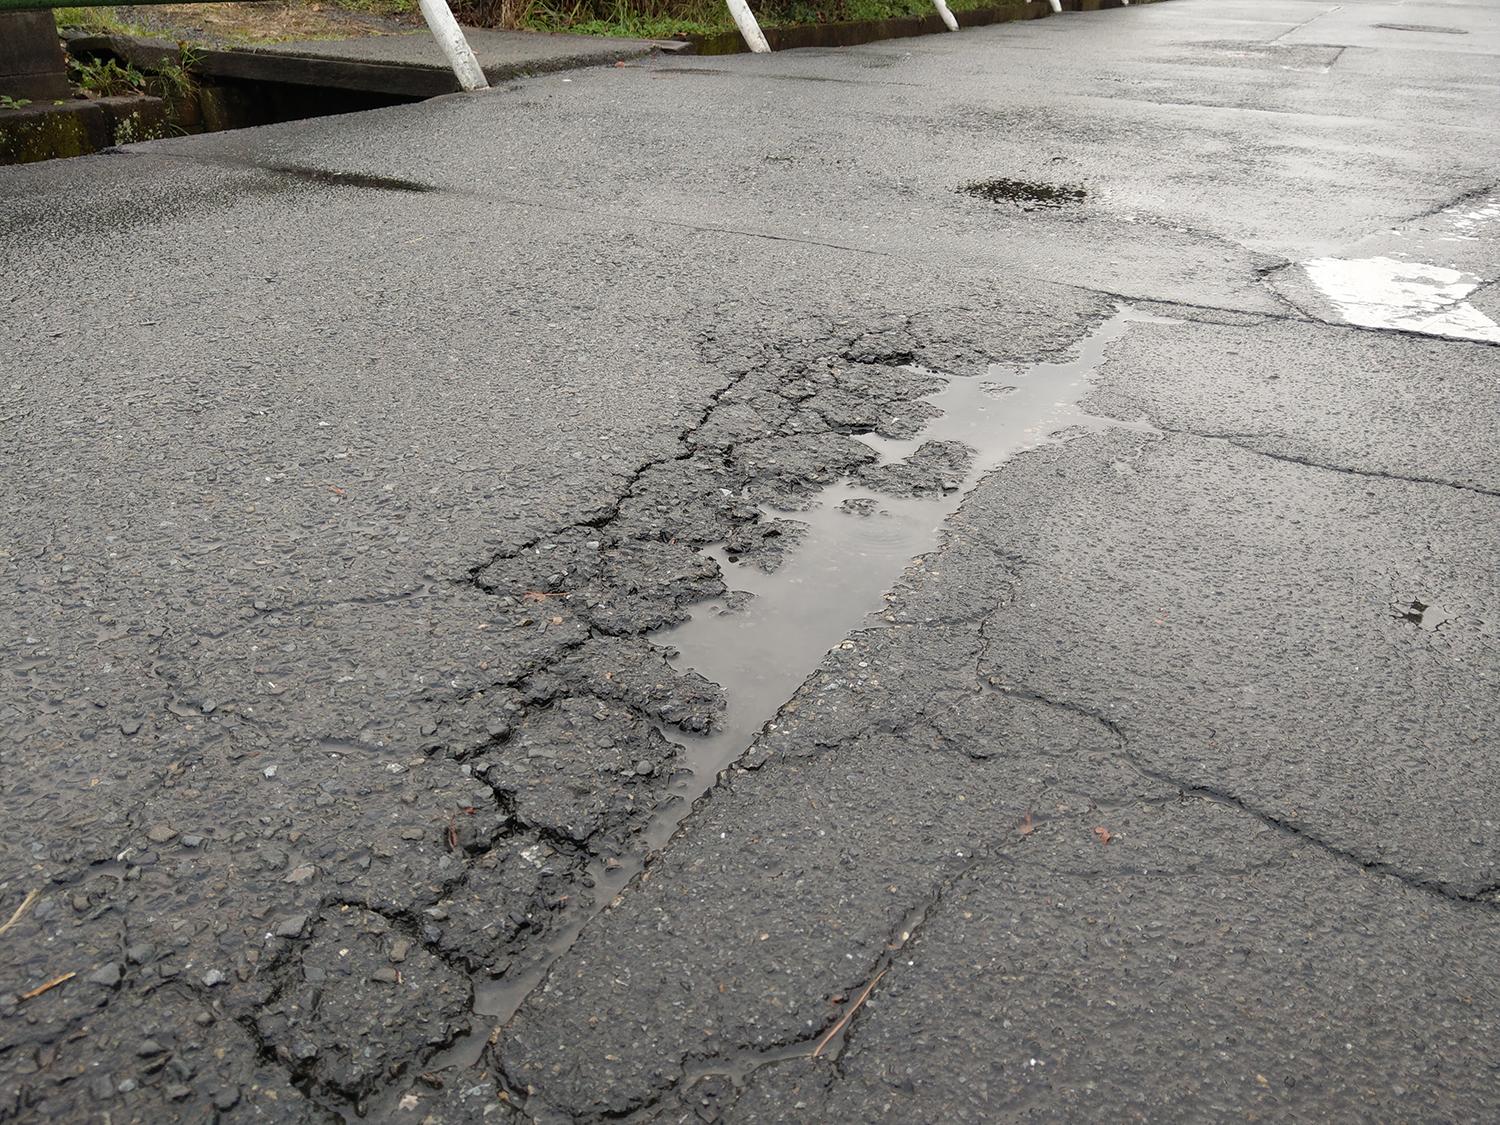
xmin=3 ymin=1 xmax=1498 ymax=1122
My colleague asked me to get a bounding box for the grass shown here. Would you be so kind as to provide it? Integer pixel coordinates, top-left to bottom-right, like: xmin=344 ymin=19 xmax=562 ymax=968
xmin=67 ymin=49 xmax=202 ymax=106
xmin=53 ymin=0 xmax=1013 ymax=45
xmin=54 ymin=3 xmax=420 ymax=47
xmin=53 ymin=6 xmax=154 ymax=35
xmin=506 ymin=0 xmax=1010 ymax=37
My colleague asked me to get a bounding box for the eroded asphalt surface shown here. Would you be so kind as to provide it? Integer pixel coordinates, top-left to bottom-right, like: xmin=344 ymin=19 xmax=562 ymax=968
xmin=4 ymin=0 xmax=1500 ymax=1121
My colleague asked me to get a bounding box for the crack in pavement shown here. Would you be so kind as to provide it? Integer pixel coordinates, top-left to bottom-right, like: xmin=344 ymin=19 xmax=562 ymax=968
xmin=986 ymin=683 xmax=1500 ymax=910
xmin=1148 ymin=425 xmax=1500 ymax=499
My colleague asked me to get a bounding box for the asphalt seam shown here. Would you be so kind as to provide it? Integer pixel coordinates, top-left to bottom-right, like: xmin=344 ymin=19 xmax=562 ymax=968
xmin=1149 ymin=426 xmax=1500 ymax=499
xmin=987 ymin=683 xmax=1500 ymax=910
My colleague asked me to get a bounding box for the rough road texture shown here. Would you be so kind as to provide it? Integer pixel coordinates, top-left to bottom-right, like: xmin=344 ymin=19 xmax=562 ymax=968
xmin=3 ymin=0 xmax=1499 ymax=1122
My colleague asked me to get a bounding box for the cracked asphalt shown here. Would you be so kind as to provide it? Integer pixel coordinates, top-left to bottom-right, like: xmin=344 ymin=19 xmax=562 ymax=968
xmin=3 ymin=0 xmax=1499 ymax=1121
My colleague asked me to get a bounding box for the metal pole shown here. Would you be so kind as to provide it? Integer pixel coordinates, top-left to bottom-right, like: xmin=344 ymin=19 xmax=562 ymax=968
xmin=726 ymin=0 xmax=771 ymax=53
xmin=932 ymin=0 xmax=959 ymax=31
xmin=416 ymin=0 xmax=488 ymax=92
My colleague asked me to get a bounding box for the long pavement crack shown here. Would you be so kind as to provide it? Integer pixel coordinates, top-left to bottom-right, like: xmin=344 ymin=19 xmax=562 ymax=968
xmin=1150 ymin=426 xmax=1500 ymax=499
xmin=986 ymin=682 xmax=1500 ymax=910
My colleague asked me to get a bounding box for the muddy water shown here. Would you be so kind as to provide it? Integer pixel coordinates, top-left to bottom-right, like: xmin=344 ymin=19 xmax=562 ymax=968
xmin=435 ymin=305 xmax=1171 ymax=1078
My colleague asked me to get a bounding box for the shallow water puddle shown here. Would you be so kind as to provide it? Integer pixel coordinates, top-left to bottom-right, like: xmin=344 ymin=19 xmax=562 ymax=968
xmin=433 ymin=306 xmax=1171 ymax=1080
xmin=655 ymin=306 xmax=1173 ymax=798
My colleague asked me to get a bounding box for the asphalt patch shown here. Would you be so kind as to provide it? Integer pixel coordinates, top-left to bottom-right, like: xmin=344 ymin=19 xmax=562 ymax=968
xmin=959 ymin=177 xmax=1087 ymax=209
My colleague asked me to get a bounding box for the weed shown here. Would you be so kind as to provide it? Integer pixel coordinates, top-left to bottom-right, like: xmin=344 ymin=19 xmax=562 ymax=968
xmin=69 ymin=56 xmax=150 ymax=97
xmin=0 ymin=95 xmax=34 ymax=111
xmin=487 ymin=0 xmax=1007 ymax=36
xmin=53 ymin=6 xmax=152 ymax=36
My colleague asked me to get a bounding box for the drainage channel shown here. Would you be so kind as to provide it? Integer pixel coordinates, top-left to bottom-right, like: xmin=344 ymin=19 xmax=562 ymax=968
xmin=426 ymin=304 xmax=1172 ymax=1094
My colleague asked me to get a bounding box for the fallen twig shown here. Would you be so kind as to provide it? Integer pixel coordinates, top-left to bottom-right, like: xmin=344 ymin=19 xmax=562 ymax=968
xmin=19 ymin=972 xmax=75 ymax=1002
xmin=0 ymin=889 xmax=40 ymax=940
xmin=811 ymin=968 xmax=887 ymax=1058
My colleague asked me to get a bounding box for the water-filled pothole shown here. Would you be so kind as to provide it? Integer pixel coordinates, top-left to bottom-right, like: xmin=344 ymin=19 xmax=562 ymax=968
xmin=427 ymin=305 xmax=1172 ymax=1085
xmin=959 ymin=177 xmax=1087 ymax=209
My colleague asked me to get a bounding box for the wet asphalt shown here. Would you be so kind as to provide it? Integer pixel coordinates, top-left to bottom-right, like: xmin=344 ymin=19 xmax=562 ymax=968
xmin=2 ymin=0 xmax=1499 ymax=1121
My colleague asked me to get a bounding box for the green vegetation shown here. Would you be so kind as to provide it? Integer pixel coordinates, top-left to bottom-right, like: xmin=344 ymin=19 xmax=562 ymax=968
xmin=0 ymin=95 xmax=34 ymax=111
xmin=329 ymin=0 xmax=418 ymax=15
xmin=53 ymin=6 xmax=152 ymax=35
xmin=67 ymin=47 xmax=201 ymax=109
xmin=54 ymin=0 xmax=1011 ymax=47
xmin=486 ymin=0 xmax=1006 ymax=38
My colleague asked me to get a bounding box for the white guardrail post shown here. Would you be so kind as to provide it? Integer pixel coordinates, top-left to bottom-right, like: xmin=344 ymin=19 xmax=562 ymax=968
xmin=418 ymin=0 xmax=489 ymax=91
xmin=933 ymin=0 xmax=958 ymax=31
xmin=727 ymin=0 xmax=772 ymax=52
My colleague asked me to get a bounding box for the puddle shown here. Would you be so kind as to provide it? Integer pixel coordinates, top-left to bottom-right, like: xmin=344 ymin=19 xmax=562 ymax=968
xmin=1393 ymin=598 xmax=1450 ymax=632
xmin=959 ymin=177 xmax=1086 ymax=209
xmin=1300 ymin=256 xmax=1500 ymax=343
xmin=423 ymin=305 xmax=1172 ymax=1085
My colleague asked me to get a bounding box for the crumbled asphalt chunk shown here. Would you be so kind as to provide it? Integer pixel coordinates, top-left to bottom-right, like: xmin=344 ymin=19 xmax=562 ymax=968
xmin=251 ymin=906 xmax=471 ymax=1105
xmin=853 ymin=438 xmax=974 ymax=495
xmin=477 ymin=696 xmax=678 ymax=849
xmin=723 ymin=516 xmax=807 ymax=571
xmin=733 ymin=432 xmax=879 ymax=502
xmin=418 ymin=833 xmax=581 ymax=974
xmin=542 ymin=637 xmax=725 ymax=734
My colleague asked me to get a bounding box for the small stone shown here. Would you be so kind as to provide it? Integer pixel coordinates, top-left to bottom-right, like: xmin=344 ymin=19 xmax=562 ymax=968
xmin=117 ymin=1079 xmax=137 ymax=1094
xmin=399 ymin=827 xmax=424 ymax=841
xmin=136 ymin=1039 xmax=166 ymax=1057
xmin=166 ymin=1084 xmax=192 ymax=1101
xmin=634 ymin=760 xmax=654 ymax=776
xmin=87 ymin=963 xmax=123 ymax=988
xmin=212 ymin=1087 xmax=241 ymax=1111
xmin=262 ymin=766 xmax=277 ymax=779
xmin=89 ymin=1075 xmax=115 ymax=1101
xmin=201 ymin=970 xmax=227 ymax=987
xmin=388 ymin=938 xmax=410 ymax=963
xmin=125 ymin=943 xmax=154 ymax=965
xmin=145 ymin=824 xmax=177 ymax=844
xmin=119 ymin=719 xmax=142 ymax=736
xmin=283 ymin=864 xmax=318 ymax=885
xmin=180 ymin=835 xmax=204 ymax=848
xmin=274 ymin=914 xmax=309 ymax=938
xmin=291 ymin=1041 xmax=319 ymax=1061
xmin=371 ymin=967 xmax=400 ymax=983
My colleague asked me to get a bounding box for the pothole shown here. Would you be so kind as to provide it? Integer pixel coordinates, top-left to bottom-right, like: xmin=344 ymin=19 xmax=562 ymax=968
xmin=412 ymin=305 xmax=1174 ymax=1103
xmin=959 ymin=177 xmax=1087 ymax=209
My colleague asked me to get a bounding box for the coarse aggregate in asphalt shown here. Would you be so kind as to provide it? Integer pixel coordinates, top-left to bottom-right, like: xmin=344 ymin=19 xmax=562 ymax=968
xmin=2 ymin=1 xmax=1498 ymax=1122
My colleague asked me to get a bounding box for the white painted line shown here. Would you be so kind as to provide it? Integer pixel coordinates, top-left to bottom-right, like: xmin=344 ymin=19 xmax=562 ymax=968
xmin=1303 ymin=256 xmax=1500 ymax=343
